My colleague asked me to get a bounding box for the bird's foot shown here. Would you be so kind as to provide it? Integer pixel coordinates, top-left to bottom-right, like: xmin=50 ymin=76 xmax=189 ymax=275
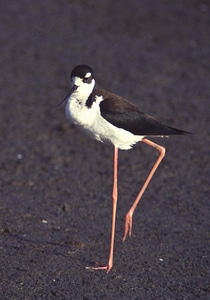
xmin=122 ymin=213 xmax=133 ymax=242
xmin=86 ymin=263 xmax=113 ymax=274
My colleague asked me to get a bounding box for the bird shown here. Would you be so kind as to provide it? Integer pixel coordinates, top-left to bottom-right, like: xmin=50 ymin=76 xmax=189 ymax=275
xmin=59 ymin=64 xmax=191 ymax=273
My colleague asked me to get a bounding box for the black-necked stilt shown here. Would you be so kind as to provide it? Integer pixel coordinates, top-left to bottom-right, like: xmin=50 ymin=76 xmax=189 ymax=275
xmin=60 ymin=65 xmax=190 ymax=273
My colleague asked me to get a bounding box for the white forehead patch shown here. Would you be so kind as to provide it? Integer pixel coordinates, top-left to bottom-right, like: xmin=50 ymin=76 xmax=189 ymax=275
xmin=84 ymin=72 xmax=91 ymax=78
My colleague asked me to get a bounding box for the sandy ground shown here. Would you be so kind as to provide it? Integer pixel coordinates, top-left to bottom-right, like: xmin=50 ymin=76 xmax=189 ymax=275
xmin=0 ymin=1 xmax=209 ymax=299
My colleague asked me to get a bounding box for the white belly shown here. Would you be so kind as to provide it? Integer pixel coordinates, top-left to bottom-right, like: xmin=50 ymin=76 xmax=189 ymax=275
xmin=65 ymin=96 xmax=144 ymax=150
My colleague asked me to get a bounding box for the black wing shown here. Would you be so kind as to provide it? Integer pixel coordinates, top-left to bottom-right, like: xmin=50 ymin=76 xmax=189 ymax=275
xmin=98 ymin=90 xmax=190 ymax=136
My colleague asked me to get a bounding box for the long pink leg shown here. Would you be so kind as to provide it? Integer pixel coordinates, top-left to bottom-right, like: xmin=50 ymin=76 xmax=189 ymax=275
xmin=122 ymin=138 xmax=166 ymax=242
xmin=86 ymin=146 xmax=118 ymax=273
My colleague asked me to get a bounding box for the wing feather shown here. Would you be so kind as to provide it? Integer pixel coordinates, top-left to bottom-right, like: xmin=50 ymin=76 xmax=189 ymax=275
xmin=97 ymin=90 xmax=189 ymax=136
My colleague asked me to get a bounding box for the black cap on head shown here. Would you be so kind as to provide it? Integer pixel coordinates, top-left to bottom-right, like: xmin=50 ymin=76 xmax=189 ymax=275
xmin=71 ymin=65 xmax=94 ymax=79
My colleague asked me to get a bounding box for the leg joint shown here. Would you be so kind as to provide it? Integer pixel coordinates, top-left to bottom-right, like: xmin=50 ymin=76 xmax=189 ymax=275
xmin=158 ymin=145 xmax=166 ymax=158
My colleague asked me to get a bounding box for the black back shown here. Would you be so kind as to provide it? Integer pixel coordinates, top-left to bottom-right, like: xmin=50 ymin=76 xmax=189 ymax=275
xmin=94 ymin=89 xmax=190 ymax=136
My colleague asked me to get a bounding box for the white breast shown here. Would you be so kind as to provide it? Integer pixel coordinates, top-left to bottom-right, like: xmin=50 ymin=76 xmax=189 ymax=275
xmin=66 ymin=95 xmax=144 ymax=150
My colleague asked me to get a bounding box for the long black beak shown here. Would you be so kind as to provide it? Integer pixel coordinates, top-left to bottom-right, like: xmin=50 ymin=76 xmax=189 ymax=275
xmin=57 ymin=85 xmax=78 ymax=108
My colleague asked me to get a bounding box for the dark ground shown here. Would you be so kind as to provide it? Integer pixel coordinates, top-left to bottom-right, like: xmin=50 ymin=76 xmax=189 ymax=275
xmin=0 ymin=1 xmax=209 ymax=299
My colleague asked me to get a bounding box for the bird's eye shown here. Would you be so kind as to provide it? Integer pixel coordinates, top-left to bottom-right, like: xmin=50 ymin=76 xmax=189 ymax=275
xmin=83 ymin=76 xmax=92 ymax=84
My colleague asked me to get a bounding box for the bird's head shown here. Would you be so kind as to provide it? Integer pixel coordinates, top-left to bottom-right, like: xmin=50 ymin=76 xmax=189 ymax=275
xmin=70 ymin=65 xmax=95 ymax=96
xmin=58 ymin=65 xmax=95 ymax=107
